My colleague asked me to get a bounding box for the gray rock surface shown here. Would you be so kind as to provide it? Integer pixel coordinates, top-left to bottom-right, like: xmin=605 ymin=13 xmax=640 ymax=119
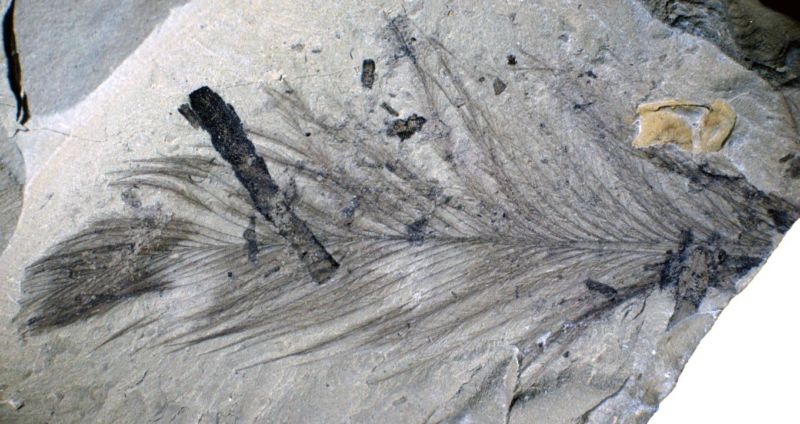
xmin=0 ymin=0 xmax=22 ymax=255
xmin=0 ymin=130 xmax=22 ymax=252
xmin=0 ymin=1 xmax=797 ymax=423
xmin=639 ymin=0 xmax=800 ymax=86
xmin=14 ymin=0 xmax=188 ymax=115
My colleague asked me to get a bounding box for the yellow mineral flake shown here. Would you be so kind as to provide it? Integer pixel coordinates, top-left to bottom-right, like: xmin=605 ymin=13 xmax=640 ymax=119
xmin=632 ymin=110 xmax=693 ymax=150
xmin=698 ymin=100 xmax=736 ymax=153
xmin=632 ymin=99 xmax=736 ymax=153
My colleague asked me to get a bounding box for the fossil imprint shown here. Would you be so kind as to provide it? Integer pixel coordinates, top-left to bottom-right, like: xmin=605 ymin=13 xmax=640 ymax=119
xmin=6 ymin=11 xmax=798 ymax=423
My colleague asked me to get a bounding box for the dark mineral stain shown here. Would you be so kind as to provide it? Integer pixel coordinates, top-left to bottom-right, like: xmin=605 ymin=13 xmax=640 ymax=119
xmin=584 ymin=279 xmax=619 ymax=300
xmin=3 ymin=0 xmax=29 ymax=124
xmin=767 ymin=208 xmax=794 ymax=233
xmin=669 ymin=245 xmax=714 ymax=327
xmin=120 ymin=187 xmax=142 ymax=209
xmin=406 ymin=217 xmax=428 ymax=245
xmin=186 ymin=86 xmax=339 ymax=283
xmin=264 ymin=266 xmax=280 ymax=279
xmin=778 ymin=153 xmax=800 ymax=179
xmin=651 ymin=227 xmax=765 ymax=327
xmin=658 ymin=230 xmax=693 ymax=289
xmin=361 ymin=59 xmax=376 ymax=89
xmin=387 ymin=114 xmax=427 ymax=141
xmin=493 ymin=77 xmax=507 ymax=95
xmin=243 ymin=216 xmax=259 ymax=265
xmin=341 ymin=196 xmax=360 ymax=219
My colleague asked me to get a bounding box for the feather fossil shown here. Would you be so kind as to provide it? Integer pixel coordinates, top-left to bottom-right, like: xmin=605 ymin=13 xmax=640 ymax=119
xmin=182 ymin=86 xmax=339 ymax=284
xmin=13 ymin=14 xmax=798 ymax=400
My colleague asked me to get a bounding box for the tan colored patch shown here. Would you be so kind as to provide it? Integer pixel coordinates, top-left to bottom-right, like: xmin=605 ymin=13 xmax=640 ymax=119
xmin=698 ymin=100 xmax=736 ymax=153
xmin=632 ymin=110 xmax=693 ymax=150
xmin=633 ymin=99 xmax=736 ymax=153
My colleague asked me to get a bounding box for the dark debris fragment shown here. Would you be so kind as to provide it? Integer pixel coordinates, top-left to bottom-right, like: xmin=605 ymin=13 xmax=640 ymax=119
xmin=406 ymin=217 xmax=428 ymax=246
xmin=778 ymin=153 xmax=800 ymax=179
xmin=361 ymin=59 xmax=376 ymax=89
xmin=493 ymin=77 xmax=507 ymax=95
xmin=186 ymin=86 xmax=339 ymax=283
xmin=243 ymin=216 xmax=259 ymax=265
xmin=584 ymin=279 xmax=618 ymax=300
xmin=380 ymin=102 xmax=399 ymax=116
xmin=387 ymin=114 xmax=427 ymax=141
xmin=178 ymin=103 xmax=200 ymax=129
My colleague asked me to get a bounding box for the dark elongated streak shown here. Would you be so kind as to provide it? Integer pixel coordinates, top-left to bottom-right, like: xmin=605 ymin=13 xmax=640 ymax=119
xmin=3 ymin=0 xmax=29 ymax=124
xmin=361 ymin=59 xmax=376 ymax=89
xmin=185 ymin=86 xmax=339 ymax=283
xmin=583 ymin=278 xmax=618 ymax=300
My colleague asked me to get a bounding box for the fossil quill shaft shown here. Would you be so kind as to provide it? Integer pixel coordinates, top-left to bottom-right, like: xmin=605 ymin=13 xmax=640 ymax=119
xmin=185 ymin=86 xmax=339 ymax=283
